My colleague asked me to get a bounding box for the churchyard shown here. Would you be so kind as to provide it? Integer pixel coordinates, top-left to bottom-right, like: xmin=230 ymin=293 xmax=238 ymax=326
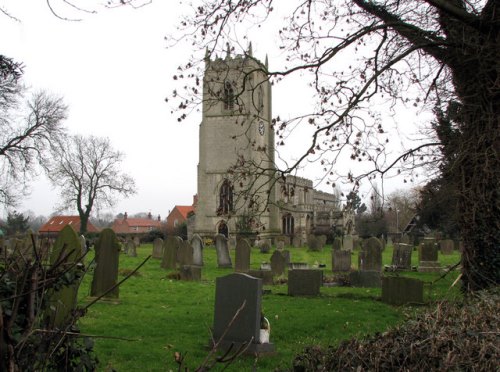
xmin=75 ymin=238 xmax=462 ymax=371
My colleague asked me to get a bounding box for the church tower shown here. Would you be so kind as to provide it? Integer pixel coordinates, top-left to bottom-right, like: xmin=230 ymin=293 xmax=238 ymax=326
xmin=194 ymin=45 xmax=279 ymax=238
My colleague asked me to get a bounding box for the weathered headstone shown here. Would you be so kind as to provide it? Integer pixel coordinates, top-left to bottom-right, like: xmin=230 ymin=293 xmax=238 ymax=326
xmin=133 ymin=236 xmax=140 ymax=247
xmin=258 ymin=239 xmax=271 ymax=253
xmin=190 ymin=234 xmax=204 ymax=266
xmin=440 ymin=239 xmax=454 ymax=255
xmin=235 ymin=239 xmax=251 ymax=272
xmin=292 ymin=236 xmax=301 ymax=248
xmin=177 ymin=239 xmax=194 ymax=266
xmin=288 ymin=269 xmax=323 ymax=296
xmin=270 ymin=250 xmax=286 ymax=276
xmin=307 ymin=235 xmax=322 ymax=251
xmin=179 ymin=265 xmax=201 ymax=281
xmin=276 ymin=240 xmax=285 ymax=250
xmin=248 ymin=269 xmax=274 ymax=285
xmin=382 ymin=276 xmax=424 ymax=305
xmin=126 ymin=240 xmax=137 ymax=257
xmin=91 ymin=229 xmax=120 ymax=300
xmin=161 ymin=236 xmax=179 ymax=270
xmin=80 ymin=235 xmax=87 ymax=256
xmin=152 ymin=238 xmax=164 ymax=259
xmin=332 ymin=237 xmax=342 ymax=251
xmin=391 ymin=243 xmax=413 ymax=270
xmin=358 ymin=237 xmax=382 ymax=271
xmin=332 ymin=250 xmax=351 ymax=272
xmin=48 ymin=225 xmax=82 ymax=327
xmin=349 ymin=271 xmax=381 ymax=288
xmin=215 ymin=234 xmax=232 ymax=268
xmin=418 ymin=240 xmax=441 ymax=272
xmin=343 ymin=235 xmax=354 ymax=251
xmin=282 ymin=250 xmax=291 ymax=265
xmin=212 ymin=273 xmax=275 ymax=354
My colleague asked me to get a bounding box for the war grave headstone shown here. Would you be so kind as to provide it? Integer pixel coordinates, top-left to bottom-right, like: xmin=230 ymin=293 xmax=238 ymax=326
xmin=270 ymin=250 xmax=286 ymax=276
xmin=307 ymin=235 xmax=322 ymax=251
xmin=212 ymin=273 xmax=275 ymax=354
xmin=152 ymin=238 xmax=164 ymax=259
xmin=126 ymin=239 xmax=137 ymax=257
xmin=48 ymin=225 xmax=82 ymax=327
xmin=343 ymin=235 xmax=354 ymax=251
xmin=90 ymin=229 xmax=120 ymax=302
xmin=440 ymin=239 xmax=454 ymax=255
xmin=190 ymin=234 xmax=204 ymax=266
xmin=358 ymin=237 xmax=382 ymax=272
xmin=258 ymin=239 xmax=272 ymax=253
xmin=391 ymin=243 xmax=413 ymax=270
xmin=248 ymin=269 xmax=274 ymax=285
xmin=418 ymin=240 xmax=441 ymax=272
xmin=179 ymin=265 xmax=202 ymax=281
xmin=235 ymin=238 xmax=251 ymax=272
xmin=161 ymin=236 xmax=180 ymax=270
xmin=332 ymin=250 xmax=351 ymax=272
xmin=177 ymin=239 xmax=194 ymax=266
xmin=382 ymin=276 xmax=424 ymax=305
xmin=215 ymin=234 xmax=232 ymax=268
xmin=288 ymin=269 xmax=323 ymax=296
xmin=332 ymin=237 xmax=342 ymax=251
xmin=348 ymin=271 xmax=382 ymax=288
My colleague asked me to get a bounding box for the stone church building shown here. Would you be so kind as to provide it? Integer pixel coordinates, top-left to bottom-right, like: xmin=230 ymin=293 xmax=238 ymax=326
xmin=191 ymin=46 xmax=353 ymax=244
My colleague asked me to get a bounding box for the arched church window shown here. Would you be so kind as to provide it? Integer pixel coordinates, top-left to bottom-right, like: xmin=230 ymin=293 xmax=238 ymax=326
xmin=218 ymin=179 xmax=233 ymax=214
xmin=282 ymin=214 xmax=294 ymax=236
xmin=223 ymin=82 xmax=235 ymax=111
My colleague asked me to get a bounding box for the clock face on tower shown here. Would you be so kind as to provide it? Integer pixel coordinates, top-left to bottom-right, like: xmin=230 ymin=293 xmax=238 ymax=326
xmin=258 ymin=121 xmax=265 ymax=136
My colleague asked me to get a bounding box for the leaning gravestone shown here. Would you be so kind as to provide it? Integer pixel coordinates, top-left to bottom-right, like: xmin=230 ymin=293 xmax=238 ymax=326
xmin=215 ymin=234 xmax=232 ymax=268
xmin=152 ymin=238 xmax=164 ymax=259
xmin=161 ymin=236 xmax=179 ymax=269
xmin=418 ymin=240 xmax=441 ymax=272
xmin=177 ymin=240 xmax=194 ymax=266
xmin=358 ymin=237 xmax=382 ymax=271
xmin=343 ymin=235 xmax=354 ymax=251
xmin=235 ymin=239 xmax=251 ymax=272
xmin=190 ymin=234 xmax=204 ymax=266
xmin=391 ymin=243 xmax=413 ymax=270
xmin=212 ymin=273 xmax=275 ymax=354
xmin=270 ymin=250 xmax=286 ymax=276
xmin=91 ymin=229 xmax=120 ymax=301
xmin=440 ymin=239 xmax=454 ymax=255
xmin=288 ymin=269 xmax=323 ymax=296
xmin=126 ymin=240 xmax=137 ymax=257
xmin=382 ymin=276 xmax=424 ymax=305
xmin=48 ymin=225 xmax=82 ymax=327
xmin=332 ymin=250 xmax=351 ymax=272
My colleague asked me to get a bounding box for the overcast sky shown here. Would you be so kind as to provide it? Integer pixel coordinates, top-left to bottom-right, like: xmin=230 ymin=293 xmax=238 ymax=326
xmin=1 ymin=1 xmax=422 ymax=220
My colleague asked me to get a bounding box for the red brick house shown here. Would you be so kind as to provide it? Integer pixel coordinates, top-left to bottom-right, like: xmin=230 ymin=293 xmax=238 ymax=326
xmin=38 ymin=216 xmax=100 ymax=237
xmin=111 ymin=212 xmax=162 ymax=236
xmin=166 ymin=206 xmax=195 ymax=233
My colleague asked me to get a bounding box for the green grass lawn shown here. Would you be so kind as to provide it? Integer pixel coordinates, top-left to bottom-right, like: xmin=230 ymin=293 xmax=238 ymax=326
xmin=77 ymin=244 xmax=462 ymax=371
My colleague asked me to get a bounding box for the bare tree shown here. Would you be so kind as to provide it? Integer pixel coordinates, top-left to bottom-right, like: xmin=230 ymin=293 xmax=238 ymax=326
xmin=48 ymin=135 xmax=136 ymax=234
xmin=0 ymin=55 xmax=68 ymax=207
xmin=169 ymin=1 xmax=499 ymax=291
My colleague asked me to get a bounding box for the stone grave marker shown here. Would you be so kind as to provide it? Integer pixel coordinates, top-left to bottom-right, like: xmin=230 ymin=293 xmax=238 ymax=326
xmin=292 ymin=236 xmax=301 ymax=248
xmin=387 ymin=236 xmax=393 ymax=246
xmin=288 ymin=269 xmax=323 ymax=296
xmin=307 ymin=235 xmax=322 ymax=251
xmin=126 ymin=240 xmax=137 ymax=257
xmin=358 ymin=237 xmax=382 ymax=271
xmin=133 ymin=236 xmax=140 ymax=247
xmin=343 ymin=235 xmax=354 ymax=251
xmin=161 ymin=236 xmax=180 ymax=269
xmin=91 ymin=228 xmax=120 ymax=301
xmin=270 ymin=250 xmax=286 ymax=276
xmin=235 ymin=238 xmax=251 ymax=272
xmin=212 ymin=273 xmax=275 ymax=354
xmin=440 ymin=239 xmax=454 ymax=255
xmin=152 ymin=238 xmax=164 ymax=259
xmin=391 ymin=243 xmax=413 ymax=270
xmin=48 ymin=225 xmax=82 ymax=327
xmin=349 ymin=271 xmax=381 ymax=288
xmin=332 ymin=237 xmax=342 ymax=251
xmin=177 ymin=239 xmax=194 ymax=266
xmin=248 ymin=269 xmax=274 ymax=285
xmin=332 ymin=250 xmax=351 ymax=272
xmin=80 ymin=235 xmax=87 ymax=256
xmin=179 ymin=265 xmax=202 ymax=281
xmin=382 ymin=276 xmax=424 ymax=305
xmin=418 ymin=240 xmax=441 ymax=272
xmin=276 ymin=240 xmax=285 ymax=250
xmin=215 ymin=234 xmax=232 ymax=268
xmin=258 ymin=239 xmax=271 ymax=253
xmin=318 ymin=235 xmax=327 ymax=247
xmin=190 ymin=234 xmax=204 ymax=266
xmin=401 ymin=234 xmax=410 ymax=244
xmin=282 ymin=250 xmax=291 ymax=265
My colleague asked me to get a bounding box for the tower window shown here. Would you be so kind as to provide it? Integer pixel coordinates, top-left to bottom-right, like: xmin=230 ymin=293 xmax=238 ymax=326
xmin=282 ymin=214 xmax=295 ymax=236
xmin=223 ymin=82 xmax=235 ymax=111
xmin=218 ymin=179 xmax=233 ymax=214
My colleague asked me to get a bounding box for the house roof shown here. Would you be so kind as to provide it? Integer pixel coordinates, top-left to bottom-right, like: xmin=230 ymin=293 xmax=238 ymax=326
xmin=174 ymin=206 xmax=195 ymax=219
xmin=38 ymin=216 xmax=100 ymax=234
xmin=111 ymin=217 xmax=161 ymax=234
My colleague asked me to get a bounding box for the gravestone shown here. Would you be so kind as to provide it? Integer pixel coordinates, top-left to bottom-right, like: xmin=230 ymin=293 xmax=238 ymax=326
xmin=152 ymin=238 xmax=164 ymax=259
xmin=307 ymin=235 xmax=322 ymax=251
xmin=343 ymin=235 xmax=354 ymax=251
xmin=282 ymin=250 xmax=291 ymax=265
xmin=179 ymin=265 xmax=202 ymax=281
xmin=48 ymin=225 xmax=82 ymax=327
xmin=126 ymin=240 xmax=137 ymax=257
xmin=229 ymin=236 xmax=237 ymax=250
xmin=349 ymin=271 xmax=381 ymax=288
xmin=418 ymin=240 xmax=441 ymax=272
xmin=270 ymin=250 xmax=286 ymax=276
xmin=248 ymin=269 xmax=274 ymax=285
xmin=215 ymin=234 xmax=232 ymax=268
xmin=391 ymin=243 xmax=413 ymax=270
xmin=80 ymin=235 xmax=87 ymax=256
xmin=332 ymin=237 xmax=342 ymax=251
xmin=235 ymin=239 xmax=251 ymax=272
xmin=387 ymin=236 xmax=393 ymax=246
xmin=380 ymin=237 xmax=387 ymax=252
xmin=401 ymin=234 xmax=410 ymax=244
xmin=190 ymin=234 xmax=204 ymax=266
xmin=288 ymin=270 xmax=323 ymax=296
xmin=258 ymin=239 xmax=271 ymax=253
xmin=161 ymin=236 xmax=179 ymax=270
xmin=276 ymin=240 xmax=285 ymax=250
xmin=358 ymin=237 xmax=382 ymax=271
xmin=177 ymin=240 xmax=194 ymax=266
xmin=440 ymin=239 xmax=454 ymax=255
xmin=332 ymin=250 xmax=351 ymax=272
xmin=212 ymin=273 xmax=275 ymax=354
xmin=133 ymin=236 xmax=140 ymax=247
xmin=91 ymin=229 xmax=120 ymax=300
xmin=123 ymin=238 xmax=130 ymax=254
xmin=292 ymin=236 xmax=301 ymax=248
xmin=318 ymin=235 xmax=327 ymax=248
xmin=382 ymin=277 xmax=424 ymax=305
